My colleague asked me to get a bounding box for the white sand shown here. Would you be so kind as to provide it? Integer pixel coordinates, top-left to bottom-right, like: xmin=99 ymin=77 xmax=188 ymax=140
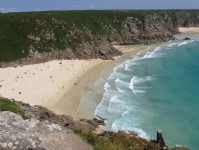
xmin=0 ymin=59 xmax=110 ymax=108
xmin=179 ymin=27 xmax=199 ymax=33
xmin=0 ymin=46 xmax=148 ymax=118
xmin=114 ymin=45 xmax=149 ymax=55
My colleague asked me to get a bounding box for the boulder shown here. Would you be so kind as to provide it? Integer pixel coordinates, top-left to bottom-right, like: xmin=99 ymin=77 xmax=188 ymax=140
xmin=87 ymin=120 xmax=99 ymax=128
xmin=0 ymin=111 xmax=93 ymax=150
xmin=69 ymin=120 xmax=96 ymax=132
xmin=60 ymin=115 xmax=74 ymax=126
xmin=99 ymin=50 xmax=108 ymax=55
xmin=183 ymin=37 xmax=190 ymax=40
xmin=93 ymin=118 xmax=105 ymax=125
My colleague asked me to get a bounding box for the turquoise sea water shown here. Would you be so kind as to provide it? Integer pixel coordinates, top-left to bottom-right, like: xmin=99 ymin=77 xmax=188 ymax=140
xmin=78 ymin=33 xmax=199 ymax=149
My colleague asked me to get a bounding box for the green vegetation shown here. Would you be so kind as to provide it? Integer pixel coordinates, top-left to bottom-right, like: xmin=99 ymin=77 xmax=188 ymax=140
xmin=0 ymin=10 xmax=199 ymax=63
xmin=74 ymin=128 xmax=158 ymax=150
xmin=0 ymin=97 xmax=29 ymax=119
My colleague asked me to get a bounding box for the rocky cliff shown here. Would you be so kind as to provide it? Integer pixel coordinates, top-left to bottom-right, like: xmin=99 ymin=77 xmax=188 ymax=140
xmin=0 ymin=10 xmax=199 ymax=68
xmin=0 ymin=111 xmax=93 ymax=150
xmin=0 ymin=100 xmax=105 ymax=150
xmin=0 ymin=100 xmax=190 ymax=150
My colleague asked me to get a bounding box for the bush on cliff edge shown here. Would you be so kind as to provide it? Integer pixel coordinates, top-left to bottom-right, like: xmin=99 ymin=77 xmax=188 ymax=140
xmin=74 ymin=128 xmax=158 ymax=150
xmin=0 ymin=97 xmax=29 ymax=120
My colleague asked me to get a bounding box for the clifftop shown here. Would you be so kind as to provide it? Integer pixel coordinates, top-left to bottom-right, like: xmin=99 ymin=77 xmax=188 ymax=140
xmin=0 ymin=10 xmax=199 ymax=67
xmin=0 ymin=97 xmax=190 ymax=150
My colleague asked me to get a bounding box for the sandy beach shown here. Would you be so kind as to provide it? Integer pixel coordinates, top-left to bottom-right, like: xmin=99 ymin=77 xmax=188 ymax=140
xmin=0 ymin=59 xmax=111 ymax=115
xmin=114 ymin=45 xmax=149 ymax=55
xmin=0 ymin=46 xmax=148 ymax=119
xmin=179 ymin=27 xmax=199 ymax=33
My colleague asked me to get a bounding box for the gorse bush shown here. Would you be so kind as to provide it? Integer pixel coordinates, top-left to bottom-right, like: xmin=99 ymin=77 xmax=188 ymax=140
xmin=74 ymin=127 xmax=158 ymax=150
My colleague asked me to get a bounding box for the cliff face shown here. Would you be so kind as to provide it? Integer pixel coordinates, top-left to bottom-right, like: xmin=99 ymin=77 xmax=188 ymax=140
xmin=0 ymin=10 xmax=199 ymax=67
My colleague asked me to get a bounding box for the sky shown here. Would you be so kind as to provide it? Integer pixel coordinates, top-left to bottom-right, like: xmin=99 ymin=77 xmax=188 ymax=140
xmin=0 ymin=0 xmax=199 ymax=13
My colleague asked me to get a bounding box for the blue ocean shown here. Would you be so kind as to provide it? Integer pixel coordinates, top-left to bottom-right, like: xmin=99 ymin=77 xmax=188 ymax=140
xmin=78 ymin=33 xmax=199 ymax=150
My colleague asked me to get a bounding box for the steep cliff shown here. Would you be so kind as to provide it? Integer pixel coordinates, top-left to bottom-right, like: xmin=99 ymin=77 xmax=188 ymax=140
xmin=0 ymin=10 xmax=199 ymax=67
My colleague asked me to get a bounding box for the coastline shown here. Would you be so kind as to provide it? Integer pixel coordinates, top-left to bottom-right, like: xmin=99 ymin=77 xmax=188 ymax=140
xmin=0 ymin=45 xmax=148 ymax=120
xmin=46 ymin=59 xmax=113 ymax=119
xmin=45 ymin=45 xmax=149 ymax=119
xmin=179 ymin=27 xmax=199 ymax=33
xmin=0 ymin=59 xmax=112 ymax=118
xmin=113 ymin=45 xmax=149 ymax=55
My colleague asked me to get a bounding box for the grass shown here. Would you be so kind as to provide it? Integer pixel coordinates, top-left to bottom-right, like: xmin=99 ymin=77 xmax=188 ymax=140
xmin=0 ymin=10 xmax=199 ymax=63
xmin=0 ymin=97 xmax=29 ymax=120
xmin=74 ymin=128 xmax=159 ymax=150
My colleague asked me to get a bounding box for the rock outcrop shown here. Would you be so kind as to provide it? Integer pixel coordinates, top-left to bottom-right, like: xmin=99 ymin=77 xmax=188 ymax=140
xmin=1 ymin=10 xmax=199 ymax=68
xmin=0 ymin=111 xmax=93 ymax=150
xmin=15 ymin=101 xmax=104 ymax=132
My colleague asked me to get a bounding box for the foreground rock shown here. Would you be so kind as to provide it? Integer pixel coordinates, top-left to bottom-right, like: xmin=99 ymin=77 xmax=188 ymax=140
xmin=0 ymin=111 xmax=93 ymax=150
xmin=15 ymin=101 xmax=104 ymax=132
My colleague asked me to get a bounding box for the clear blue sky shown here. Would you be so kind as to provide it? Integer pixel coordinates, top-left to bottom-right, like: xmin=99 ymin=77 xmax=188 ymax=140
xmin=0 ymin=0 xmax=198 ymax=13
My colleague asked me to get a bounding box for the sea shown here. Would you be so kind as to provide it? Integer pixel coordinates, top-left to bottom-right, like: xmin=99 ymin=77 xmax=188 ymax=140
xmin=78 ymin=32 xmax=199 ymax=150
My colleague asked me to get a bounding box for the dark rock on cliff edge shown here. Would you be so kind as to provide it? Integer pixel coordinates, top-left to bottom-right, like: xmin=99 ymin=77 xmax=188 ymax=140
xmin=15 ymin=101 xmax=104 ymax=132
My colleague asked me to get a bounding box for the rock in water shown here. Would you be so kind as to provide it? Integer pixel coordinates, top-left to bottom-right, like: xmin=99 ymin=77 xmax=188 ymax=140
xmin=183 ymin=37 xmax=190 ymax=40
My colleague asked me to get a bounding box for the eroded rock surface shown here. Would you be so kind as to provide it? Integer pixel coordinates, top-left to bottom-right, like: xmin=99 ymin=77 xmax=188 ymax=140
xmin=0 ymin=111 xmax=93 ymax=150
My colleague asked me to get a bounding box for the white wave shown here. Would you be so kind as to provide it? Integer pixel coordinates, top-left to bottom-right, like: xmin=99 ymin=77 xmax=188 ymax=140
xmin=153 ymin=46 xmax=162 ymax=52
xmin=104 ymin=82 xmax=111 ymax=90
xmin=141 ymin=47 xmax=163 ymax=59
xmin=167 ymin=43 xmax=178 ymax=48
xmin=122 ymin=110 xmax=128 ymax=117
xmin=133 ymin=89 xmax=145 ymax=93
xmin=124 ymin=59 xmax=133 ymax=71
xmin=131 ymin=76 xmax=153 ymax=85
xmin=115 ymin=78 xmax=129 ymax=87
xmin=108 ymin=95 xmax=126 ymax=113
xmin=110 ymin=122 xmax=149 ymax=139
xmin=113 ymin=61 xmax=126 ymax=72
xmin=195 ymin=38 xmax=199 ymax=41
xmin=178 ymin=41 xmax=189 ymax=47
xmin=110 ymin=95 xmax=121 ymax=103
xmin=148 ymin=53 xmax=164 ymax=58
xmin=107 ymin=71 xmax=117 ymax=81
xmin=115 ymin=78 xmax=129 ymax=93
xmin=125 ymin=46 xmax=152 ymax=62
xmin=129 ymin=76 xmax=153 ymax=94
xmin=142 ymin=52 xmax=151 ymax=59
